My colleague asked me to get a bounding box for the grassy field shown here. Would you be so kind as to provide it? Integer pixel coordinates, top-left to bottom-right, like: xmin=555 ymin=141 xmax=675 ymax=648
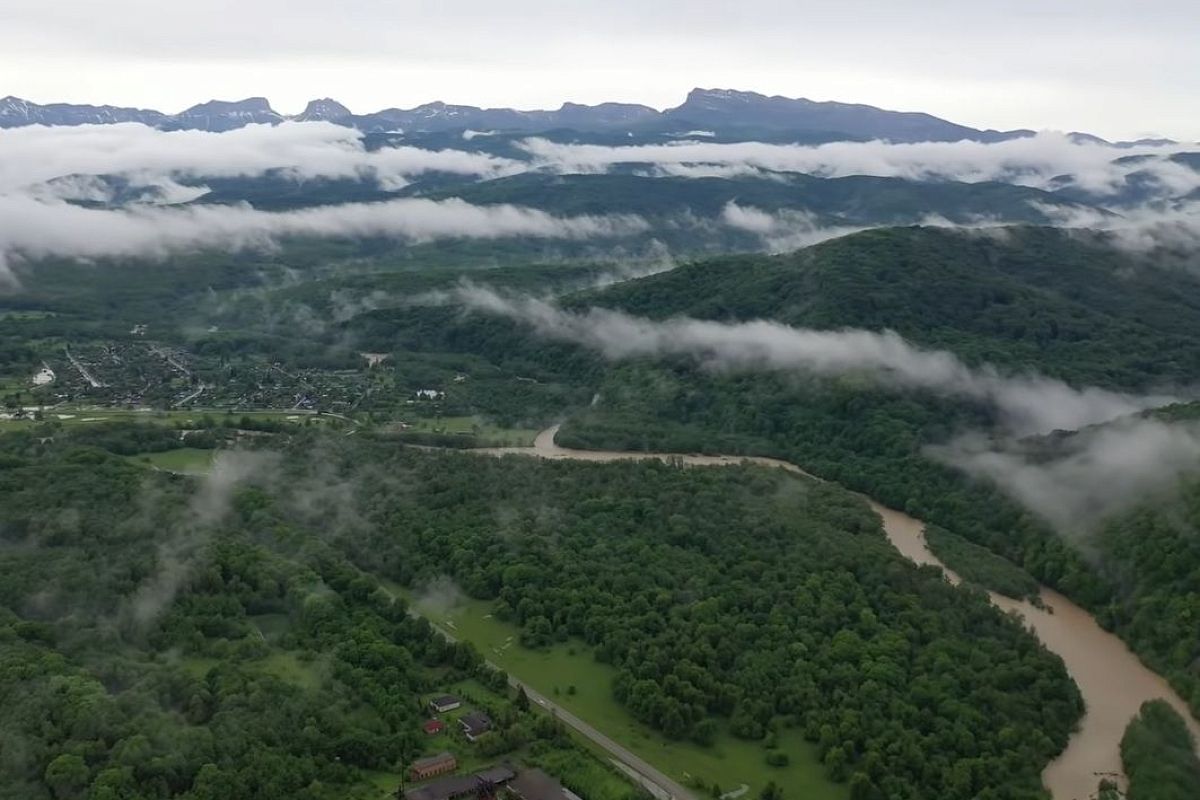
xmin=255 ymin=652 xmax=325 ymax=692
xmin=401 ymin=415 xmax=539 ymax=447
xmin=408 ymin=592 xmax=844 ymax=799
xmin=126 ymin=447 xmax=216 ymax=474
xmin=178 ymin=650 xmax=324 ymax=692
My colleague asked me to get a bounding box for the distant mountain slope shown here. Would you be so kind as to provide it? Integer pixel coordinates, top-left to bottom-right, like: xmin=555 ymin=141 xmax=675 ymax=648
xmin=421 ymin=172 xmax=1099 ymax=226
xmin=0 ymin=95 xmax=166 ymax=127
xmin=663 ymin=88 xmax=1032 ymax=142
xmin=351 ymin=100 xmax=659 ymax=134
xmin=294 ymin=98 xmax=353 ymax=123
xmin=0 ymin=88 xmax=1082 ymax=142
xmin=163 ymin=97 xmax=284 ymax=131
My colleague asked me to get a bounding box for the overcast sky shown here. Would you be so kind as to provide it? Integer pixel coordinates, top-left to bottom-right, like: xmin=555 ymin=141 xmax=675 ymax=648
xmin=2 ymin=1 xmax=1197 ymax=140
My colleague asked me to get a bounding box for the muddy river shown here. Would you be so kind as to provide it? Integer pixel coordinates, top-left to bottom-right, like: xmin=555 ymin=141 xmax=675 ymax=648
xmin=478 ymin=425 xmax=1200 ymax=800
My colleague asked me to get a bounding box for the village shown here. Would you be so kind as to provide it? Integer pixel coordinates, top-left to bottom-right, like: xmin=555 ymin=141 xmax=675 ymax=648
xmin=0 ymin=337 xmax=466 ymax=421
xmin=5 ymin=338 xmax=373 ymax=412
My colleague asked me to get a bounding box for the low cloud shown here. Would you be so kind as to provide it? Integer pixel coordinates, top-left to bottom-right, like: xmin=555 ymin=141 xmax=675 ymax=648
xmin=0 ymin=121 xmax=522 ymax=194
xmin=445 ymin=285 xmax=1177 ymax=435
xmin=520 ymin=133 xmax=1199 ymax=198
xmin=721 ymin=202 xmax=866 ymax=251
xmin=414 ymin=575 xmax=467 ymax=616
xmin=1034 ymin=201 xmax=1200 ymax=253
xmin=126 ymin=450 xmax=280 ymax=627
xmin=930 ymin=418 xmax=1200 ymax=533
xmin=190 ymin=450 xmax=281 ymax=526
xmin=0 ymin=195 xmax=647 ymax=286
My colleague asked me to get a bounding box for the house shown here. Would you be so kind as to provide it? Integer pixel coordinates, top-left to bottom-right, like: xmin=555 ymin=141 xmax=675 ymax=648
xmin=409 ymin=752 xmax=458 ymax=782
xmin=404 ymin=765 xmax=516 ymax=800
xmin=506 ymin=769 xmax=573 ymax=800
xmin=428 ymin=694 xmax=462 ymax=714
xmin=423 ymin=719 xmax=445 ymax=736
xmin=459 ymin=710 xmax=492 ymax=741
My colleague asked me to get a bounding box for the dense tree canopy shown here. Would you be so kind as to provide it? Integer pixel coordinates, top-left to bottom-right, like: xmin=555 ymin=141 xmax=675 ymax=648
xmin=0 ymin=428 xmax=627 ymax=800
xmin=316 ymin=434 xmax=1084 ymax=799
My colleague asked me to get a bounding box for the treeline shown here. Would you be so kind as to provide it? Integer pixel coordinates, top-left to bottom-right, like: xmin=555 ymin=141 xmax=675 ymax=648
xmin=1120 ymin=700 xmax=1200 ymax=800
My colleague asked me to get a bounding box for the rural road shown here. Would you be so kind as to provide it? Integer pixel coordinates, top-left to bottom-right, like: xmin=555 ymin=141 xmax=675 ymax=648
xmin=417 ymin=614 xmax=695 ymax=800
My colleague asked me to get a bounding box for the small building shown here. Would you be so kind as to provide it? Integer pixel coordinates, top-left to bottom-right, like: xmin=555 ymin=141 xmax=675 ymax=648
xmin=459 ymin=710 xmax=492 ymax=742
xmin=423 ymin=719 xmax=446 ymax=736
xmin=404 ymin=765 xmax=516 ymax=800
xmin=428 ymin=694 xmax=462 ymax=714
xmin=506 ymin=769 xmax=572 ymax=800
xmin=409 ymin=752 xmax=458 ymax=782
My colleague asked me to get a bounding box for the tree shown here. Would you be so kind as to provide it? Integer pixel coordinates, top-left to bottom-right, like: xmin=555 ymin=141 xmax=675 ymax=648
xmin=759 ymin=780 xmax=783 ymax=800
xmin=515 ymin=685 xmax=531 ymax=712
xmin=45 ymin=754 xmax=89 ymax=800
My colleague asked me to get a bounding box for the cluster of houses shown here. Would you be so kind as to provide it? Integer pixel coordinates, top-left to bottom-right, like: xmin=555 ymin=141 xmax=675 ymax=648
xmin=424 ymin=694 xmax=493 ymax=742
xmin=404 ymin=694 xmax=575 ymax=800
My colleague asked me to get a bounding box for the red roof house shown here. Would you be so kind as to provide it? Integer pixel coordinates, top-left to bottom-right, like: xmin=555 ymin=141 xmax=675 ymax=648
xmin=423 ymin=719 xmax=445 ymax=735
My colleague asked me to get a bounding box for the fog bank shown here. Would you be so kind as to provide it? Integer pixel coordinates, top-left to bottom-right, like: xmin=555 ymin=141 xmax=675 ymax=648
xmin=930 ymin=418 xmax=1200 ymax=533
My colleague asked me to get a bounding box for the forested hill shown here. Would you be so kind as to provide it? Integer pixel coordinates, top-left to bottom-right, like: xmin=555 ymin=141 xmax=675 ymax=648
xmin=581 ymin=226 xmax=1200 ymax=389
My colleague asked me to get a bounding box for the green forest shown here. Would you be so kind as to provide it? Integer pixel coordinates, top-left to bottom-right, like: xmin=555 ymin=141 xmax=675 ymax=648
xmin=1 ymin=424 xmax=1083 ymax=799
xmin=0 ymin=425 xmax=642 ymax=800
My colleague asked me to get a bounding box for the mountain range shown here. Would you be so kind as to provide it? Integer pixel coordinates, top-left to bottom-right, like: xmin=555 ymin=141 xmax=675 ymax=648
xmin=0 ymin=88 xmax=1158 ymax=145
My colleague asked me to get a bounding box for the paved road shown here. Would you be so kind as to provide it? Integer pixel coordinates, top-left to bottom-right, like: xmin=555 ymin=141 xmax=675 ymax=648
xmin=415 ymin=614 xmax=695 ymax=800
xmin=515 ymin=681 xmax=691 ymax=800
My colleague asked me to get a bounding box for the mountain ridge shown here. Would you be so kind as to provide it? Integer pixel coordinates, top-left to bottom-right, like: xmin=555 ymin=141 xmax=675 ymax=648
xmin=0 ymin=88 xmax=1132 ymax=144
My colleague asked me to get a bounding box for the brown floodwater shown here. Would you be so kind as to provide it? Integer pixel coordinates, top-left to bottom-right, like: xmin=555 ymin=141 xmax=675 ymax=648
xmin=477 ymin=425 xmax=1200 ymax=799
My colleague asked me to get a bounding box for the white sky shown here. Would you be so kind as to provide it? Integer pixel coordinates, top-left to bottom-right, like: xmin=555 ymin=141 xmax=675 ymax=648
xmin=2 ymin=0 xmax=1197 ymax=140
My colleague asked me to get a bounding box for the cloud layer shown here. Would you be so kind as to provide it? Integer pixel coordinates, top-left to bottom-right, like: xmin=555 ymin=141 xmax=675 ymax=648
xmin=0 ymin=121 xmax=521 ymax=194
xmin=0 ymin=195 xmax=647 ymax=286
xmin=448 ymin=285 xmax=1176 ymax=435
xmin=521 ymin=133 xmax=1199 ymax=197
